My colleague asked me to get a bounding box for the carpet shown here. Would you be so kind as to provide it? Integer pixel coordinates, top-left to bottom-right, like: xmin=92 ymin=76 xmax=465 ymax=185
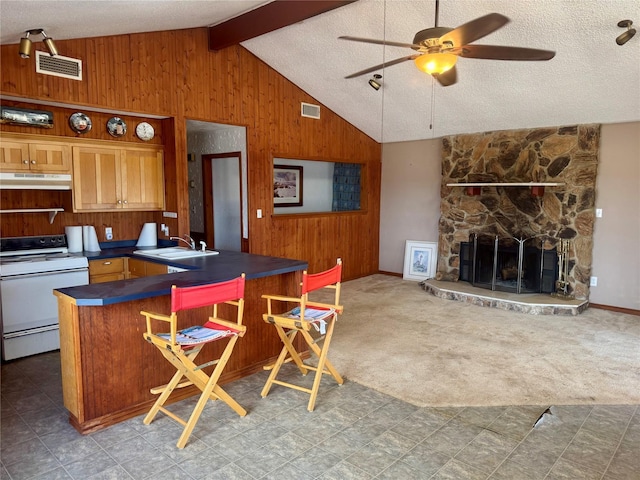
xmin=327 ymin=274 xmax=640 ymax=407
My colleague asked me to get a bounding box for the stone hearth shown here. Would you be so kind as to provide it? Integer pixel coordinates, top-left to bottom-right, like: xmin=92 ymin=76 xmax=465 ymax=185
xmin=436 ymin=124 xmax=600 ymax=300
xmin=421 ymin=280 xmax=589 ymax=316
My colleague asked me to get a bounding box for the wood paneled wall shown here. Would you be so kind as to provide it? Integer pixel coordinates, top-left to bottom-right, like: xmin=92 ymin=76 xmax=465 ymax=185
xmin=0 ymin=28 xmax=381 ymax=280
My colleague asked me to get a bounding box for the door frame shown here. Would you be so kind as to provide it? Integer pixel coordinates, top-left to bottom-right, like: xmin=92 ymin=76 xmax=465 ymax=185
xmin=202 ymin=152 xmax=246 ymax=251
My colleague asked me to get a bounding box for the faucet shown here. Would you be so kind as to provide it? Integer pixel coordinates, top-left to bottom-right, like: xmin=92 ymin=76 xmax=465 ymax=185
xmin=170 ymin=235 xmax=196 ymax=250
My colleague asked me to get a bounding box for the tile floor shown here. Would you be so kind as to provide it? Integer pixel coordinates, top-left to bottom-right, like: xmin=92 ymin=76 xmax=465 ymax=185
xmin=1 ymin=351 xmax=638 ymax=479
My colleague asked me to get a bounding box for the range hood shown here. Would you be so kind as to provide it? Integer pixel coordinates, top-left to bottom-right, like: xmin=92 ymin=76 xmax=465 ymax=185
xmin=0 ymin=172 xmax=72 ymax=190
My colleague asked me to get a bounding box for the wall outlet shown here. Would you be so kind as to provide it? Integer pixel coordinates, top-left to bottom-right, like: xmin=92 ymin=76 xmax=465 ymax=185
xmin=160 ymin=224 xmax=169 ymax=236
xmin=590 ymin=276 xmax=598 ymax=287
xmin=105 ymin=227 xmax=113 ymax=240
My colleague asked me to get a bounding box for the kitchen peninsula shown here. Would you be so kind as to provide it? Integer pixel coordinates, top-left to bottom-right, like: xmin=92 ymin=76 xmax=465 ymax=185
xmin=54 ymin=249 xmax=307 ymax=434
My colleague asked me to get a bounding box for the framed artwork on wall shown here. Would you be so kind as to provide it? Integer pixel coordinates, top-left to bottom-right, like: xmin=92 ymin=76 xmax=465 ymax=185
xmin=273 ymin=165 xmax=303 ymax=207
xmin=403 ymin=240 xmax=438 ymax=281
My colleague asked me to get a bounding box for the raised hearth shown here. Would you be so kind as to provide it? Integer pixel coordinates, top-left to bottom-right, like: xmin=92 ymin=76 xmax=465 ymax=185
xmin=421 ymin=279 xmax=589 ymax=316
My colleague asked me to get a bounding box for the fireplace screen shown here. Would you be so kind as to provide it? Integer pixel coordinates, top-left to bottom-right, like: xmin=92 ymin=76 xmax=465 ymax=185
xmin=460 ymin=235 xmax=557 ymax=294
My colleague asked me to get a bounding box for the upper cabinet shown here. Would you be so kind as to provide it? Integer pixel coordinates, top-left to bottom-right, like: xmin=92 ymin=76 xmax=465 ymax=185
xmin=0 ymin=133 xmax=71 ymax=173
xmin=72 ymin=143 xmax=165 ymax=212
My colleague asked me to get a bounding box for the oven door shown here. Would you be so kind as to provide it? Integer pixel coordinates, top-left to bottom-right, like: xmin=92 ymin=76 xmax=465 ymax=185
xmin=1 ymin=268 xmax=89 ymax=360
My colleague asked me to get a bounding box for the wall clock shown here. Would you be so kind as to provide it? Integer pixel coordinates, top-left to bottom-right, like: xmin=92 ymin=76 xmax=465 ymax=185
xmin=69 ymin=112 xmax=92 ymax=134
xmin=106 ymin=117 xmax=127 ymax=137
xmin=135 ymin=121 xmax=155 ymax=141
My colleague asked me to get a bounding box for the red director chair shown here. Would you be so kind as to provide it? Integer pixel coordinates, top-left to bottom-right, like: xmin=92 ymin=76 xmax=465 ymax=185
xmin=261 ymin=259 xmax=344 ymax=411
xmin=140 ymin=274 xmax=246 ymax=448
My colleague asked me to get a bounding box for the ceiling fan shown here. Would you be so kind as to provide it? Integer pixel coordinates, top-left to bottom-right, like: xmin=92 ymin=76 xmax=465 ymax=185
xmin=339 ymin=0 xmax=556 ymax=86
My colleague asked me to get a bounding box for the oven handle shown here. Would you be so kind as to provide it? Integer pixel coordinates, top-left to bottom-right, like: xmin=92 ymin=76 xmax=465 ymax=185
xmin=0 ymin=267 xmax=88 ymax=280
xmin=3 ymin=324 xmax=59 ymax=339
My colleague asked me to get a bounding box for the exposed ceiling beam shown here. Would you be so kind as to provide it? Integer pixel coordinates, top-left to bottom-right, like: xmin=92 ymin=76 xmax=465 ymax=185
xmin=208 ymin=0 xmax=357 ymax=51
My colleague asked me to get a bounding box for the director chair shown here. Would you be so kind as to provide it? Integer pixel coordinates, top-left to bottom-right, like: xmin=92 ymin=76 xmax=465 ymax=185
xmin=141 ymin=274 xmax=246 ymax=448
xmin=261 ymin=259 xmax=344 ymax=411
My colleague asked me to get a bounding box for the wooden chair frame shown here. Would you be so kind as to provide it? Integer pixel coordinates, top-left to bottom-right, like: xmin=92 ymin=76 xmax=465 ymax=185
xmin=261 ymin=259 xmax=344 ymax=411
xmin=140 ymin=274 xmax=246 ymax=448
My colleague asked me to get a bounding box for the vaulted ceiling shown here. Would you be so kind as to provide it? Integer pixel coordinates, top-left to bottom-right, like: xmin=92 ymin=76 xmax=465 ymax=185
xmin=1 ymin=0 xmax=639 ymax=143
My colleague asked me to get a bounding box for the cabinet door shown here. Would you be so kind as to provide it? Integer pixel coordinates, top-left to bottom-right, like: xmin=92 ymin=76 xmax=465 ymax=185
xmin=72 ymin=146 xmax=122 ymax=211
xmin=120 ymin=148 xmax=165 ymax=210
xmin=0 ymin=139 xmax=31 ymax=171
xmin=29 ymin=142 xmax=71 ymax=173
xmin=0 ymin=136 xmax=70 ymax=173
xmin=127 ymin=258 xmax=146 ymax=278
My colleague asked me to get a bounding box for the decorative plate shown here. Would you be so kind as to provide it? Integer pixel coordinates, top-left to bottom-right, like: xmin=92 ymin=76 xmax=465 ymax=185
xmin=135 ymin=121 xmax=155 ymax=141
xmin=106 ymin=116 xmax=127 ymax=137
xmin=69 ymin=112 xmax=92 ymax=134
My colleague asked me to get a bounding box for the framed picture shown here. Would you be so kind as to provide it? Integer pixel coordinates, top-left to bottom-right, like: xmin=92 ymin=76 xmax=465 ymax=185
xmin=1 ymin=106 xmax=53 ymax=128
xmin=273 ymin=165 xmax=303 ymax=207
xmin=403 ymin=240 xmax=438 ymax=281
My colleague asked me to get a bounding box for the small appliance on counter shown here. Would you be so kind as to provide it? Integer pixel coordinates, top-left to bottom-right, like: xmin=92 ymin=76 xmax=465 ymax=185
xmin=0 ymin=235 xmax=89 ymax=360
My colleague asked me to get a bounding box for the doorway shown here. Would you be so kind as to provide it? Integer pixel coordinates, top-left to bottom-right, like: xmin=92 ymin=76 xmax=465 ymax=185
xmin=203 ymin=152 xmax=243 ymax=251
xmin=186 ymin=120 xmax=248 ymax=252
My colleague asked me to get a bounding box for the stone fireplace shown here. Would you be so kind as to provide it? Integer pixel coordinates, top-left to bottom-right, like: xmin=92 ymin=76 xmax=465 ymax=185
xmin=436 ymin=124 xmax=600 ymax=300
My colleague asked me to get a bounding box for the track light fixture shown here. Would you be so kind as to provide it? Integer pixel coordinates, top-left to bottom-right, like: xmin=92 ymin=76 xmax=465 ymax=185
xmin=368 ymin=74 xmax=382 ymax=91
xmin=616 ymin=20 xmax=636 ymax=46
xmin=18 ymin=29 xmax=58 ymax=58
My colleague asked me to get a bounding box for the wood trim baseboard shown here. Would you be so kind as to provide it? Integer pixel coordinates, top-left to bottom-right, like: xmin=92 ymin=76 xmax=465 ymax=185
xmin=588 ymin=303 xmax=640 ymax=316
xmin=378 ymin=270 xmax=402 ymax=277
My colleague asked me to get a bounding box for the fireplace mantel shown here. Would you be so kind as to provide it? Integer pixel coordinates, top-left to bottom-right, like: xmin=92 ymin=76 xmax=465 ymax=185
xmin=446 ymin=182 xmax=564 ymax=197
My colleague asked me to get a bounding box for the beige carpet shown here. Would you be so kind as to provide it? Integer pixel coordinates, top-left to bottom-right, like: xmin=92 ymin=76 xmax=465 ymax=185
xmin=326 ymin=274 xmax=640 ymax=407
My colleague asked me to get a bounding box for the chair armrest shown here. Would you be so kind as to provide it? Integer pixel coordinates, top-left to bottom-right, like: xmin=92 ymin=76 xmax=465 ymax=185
xmin=140 ymin=310 xmax=172 ymax=323
xmin=261 ymin=294 xmax=301 ymax=303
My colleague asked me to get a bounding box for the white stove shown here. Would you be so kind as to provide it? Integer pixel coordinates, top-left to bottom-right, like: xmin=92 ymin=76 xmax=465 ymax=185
xmin=1 ymin=235 xmax=89 ymax=360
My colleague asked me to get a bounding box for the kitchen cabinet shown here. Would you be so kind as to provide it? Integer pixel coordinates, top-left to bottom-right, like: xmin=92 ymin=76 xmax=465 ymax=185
xmin=0 ymin=133 xmax=71 ymax=173
xmin=71 ymin=144 xmax=164 ymax=212
xmin=88 ymin=258 xmax=127 ymax=283
xmin=127 ymin=257 xmax=167 ymax=278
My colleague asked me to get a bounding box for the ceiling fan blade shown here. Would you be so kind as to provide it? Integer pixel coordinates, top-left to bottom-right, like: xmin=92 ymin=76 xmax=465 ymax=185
xmin=439 ymin=13 xmax=509 ymax=47
xmin=344 ymin=55 xmax=419 ymax=79
xmin=436 ymin=66 xmax=457 ymax=87
xmin=339 ymin=35 xmax=419 ymax=49
xmin=451 ymin=44 xmax=556 ymax=60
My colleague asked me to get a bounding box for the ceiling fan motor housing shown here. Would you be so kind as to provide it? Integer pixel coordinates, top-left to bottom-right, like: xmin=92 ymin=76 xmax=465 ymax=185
xmin=412 ymin=27 xmax=454 ymax=50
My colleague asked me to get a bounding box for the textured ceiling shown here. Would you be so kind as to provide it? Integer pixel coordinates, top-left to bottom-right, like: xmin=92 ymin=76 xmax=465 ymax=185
xmin=1 ymin=0 xmax=639 ymax=143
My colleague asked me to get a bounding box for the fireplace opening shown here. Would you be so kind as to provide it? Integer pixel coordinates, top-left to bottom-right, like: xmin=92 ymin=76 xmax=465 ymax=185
xmin=460 ymin=234 xmax=558 ymax=294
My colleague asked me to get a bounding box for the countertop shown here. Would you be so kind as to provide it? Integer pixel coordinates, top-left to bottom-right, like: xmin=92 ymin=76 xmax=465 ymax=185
xmin=56 ymin=243 xmax=307 ymax=306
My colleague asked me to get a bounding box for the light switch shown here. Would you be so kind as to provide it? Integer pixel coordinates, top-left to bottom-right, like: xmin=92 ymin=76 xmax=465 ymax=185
xmin=595 ymin=208 xmax=603 ymax=218
xmin=257 ymin=209 xmax=263 ymax=219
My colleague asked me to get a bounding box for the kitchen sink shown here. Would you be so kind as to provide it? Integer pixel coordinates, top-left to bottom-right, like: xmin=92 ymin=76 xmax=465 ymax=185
xmin=133 ymin=247 xmax=219 ymax=260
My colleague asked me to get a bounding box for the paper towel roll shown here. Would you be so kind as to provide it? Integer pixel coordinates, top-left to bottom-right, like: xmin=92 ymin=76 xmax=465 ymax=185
xmin=65 ymin=226 xmax=83 ymax=252
xmin=136 ymin=223 xmax=158 ymax=247
xmin=83 ymin=225 xmax=101 ymax=252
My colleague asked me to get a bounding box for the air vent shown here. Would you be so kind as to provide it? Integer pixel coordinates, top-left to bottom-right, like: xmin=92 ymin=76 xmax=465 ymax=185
xmin=301 ymin=102 xmax=320 ymax=119
xmin=36 ymin=51 xmax=83 ymax=81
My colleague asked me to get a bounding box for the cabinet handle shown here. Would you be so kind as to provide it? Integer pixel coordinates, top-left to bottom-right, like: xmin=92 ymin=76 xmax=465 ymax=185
xmin=117 ymin=200 xmax=122 ymax=204
xmin=123 ymin=200 xmax=128 ymax=204
xmin=103 ymin=261 xmax=112 ymax=265
xmin=31 ymin=160 xmax=36 ymax=164
xmin=23 ymin=160 xmax=29 ymax=164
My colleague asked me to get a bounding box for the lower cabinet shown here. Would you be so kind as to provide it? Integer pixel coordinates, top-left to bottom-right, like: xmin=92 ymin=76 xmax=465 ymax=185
xmin=88 ymin=258 xmax=127 ymax=283
xmin=127 ymin=258 xmax=167 ymax=278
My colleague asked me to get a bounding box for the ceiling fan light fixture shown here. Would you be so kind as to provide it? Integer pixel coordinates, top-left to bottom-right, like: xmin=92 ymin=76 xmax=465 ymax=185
xmin=414 ymin=53 xmax=457 ymax=76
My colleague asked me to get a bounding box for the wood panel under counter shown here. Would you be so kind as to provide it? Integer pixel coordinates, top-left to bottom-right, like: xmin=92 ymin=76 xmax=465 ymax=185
xmin=55 ymin=252 xmax=306 ymax=434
